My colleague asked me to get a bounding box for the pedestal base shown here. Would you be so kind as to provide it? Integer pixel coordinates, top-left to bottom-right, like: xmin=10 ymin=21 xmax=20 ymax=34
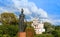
xmin=18 ymin=32 xmax=26 ymax=37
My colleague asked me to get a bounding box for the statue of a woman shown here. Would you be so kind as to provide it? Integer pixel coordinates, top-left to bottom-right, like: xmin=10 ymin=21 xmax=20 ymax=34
xmin=19 ymin=9 xmax=27 ymax=32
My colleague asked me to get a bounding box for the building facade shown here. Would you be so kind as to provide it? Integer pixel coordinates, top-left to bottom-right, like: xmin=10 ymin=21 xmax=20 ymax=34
xmin=31 ymin=18 xmax=45 ymax=34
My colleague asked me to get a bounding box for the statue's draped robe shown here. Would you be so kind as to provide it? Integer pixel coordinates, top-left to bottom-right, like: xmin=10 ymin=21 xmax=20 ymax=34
xmin=19 ymin=13 xmax=26 ymax=32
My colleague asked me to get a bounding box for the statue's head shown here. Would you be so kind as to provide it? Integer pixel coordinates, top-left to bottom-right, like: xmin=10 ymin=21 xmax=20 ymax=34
xmin=21 ymin=8 xmax=24 ymax=14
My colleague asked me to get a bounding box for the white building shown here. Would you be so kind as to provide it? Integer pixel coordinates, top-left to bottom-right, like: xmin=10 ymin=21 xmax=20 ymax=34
xmin=31 ymin=18 xmax=45 ymax=34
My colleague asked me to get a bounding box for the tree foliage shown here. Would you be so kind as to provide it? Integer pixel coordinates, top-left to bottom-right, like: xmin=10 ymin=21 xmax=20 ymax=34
xmin=35 ymin=34 xmax=54 ymax=37
xmin=1 ymin=12 xmax=18 ymax=25
xmin=0 ymin=12 xmax=60 ymax=37
xmin=0 ymin=25 xmax=18 ymax=37
xmin=44 ymin=22 xmax=55 ymax=33
xmin=55 ymin=26 xmax=60 ymax=30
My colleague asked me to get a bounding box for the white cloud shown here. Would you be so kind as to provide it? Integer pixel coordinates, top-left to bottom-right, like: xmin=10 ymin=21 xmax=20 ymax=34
xmin=23 ymin=8 xmax=32 ymax=15
xmin=0 ymin=0 xmax=60 ymax=25
xmin=12 ymin=0 xmax=48 ymax=17
xmin=0 ymin=7 xmax=8 ymax=14
xmin=44 ymin=19 xmax=60 ymax=25
xmin=0 ymin=7 xmax=14 ymax=13
xmin=0 ymin=0 xmax=49 ymax=23
xmin=37 ymin=9 xmax=48 ymax=18
xmin=52 ymin=20 xmax=60 ymax=24
xmin=28 ymin=2 xmax=38 ymax=12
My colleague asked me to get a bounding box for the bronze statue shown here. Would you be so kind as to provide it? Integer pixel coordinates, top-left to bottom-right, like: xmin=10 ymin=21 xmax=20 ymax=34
xmin=19 ymin=9 xmax=27 ymax=32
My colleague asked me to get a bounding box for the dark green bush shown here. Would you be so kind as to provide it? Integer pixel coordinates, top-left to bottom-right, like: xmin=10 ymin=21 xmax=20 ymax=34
xmin=25 ymin=25 xmax=35 ymax=37
xmin=0 ymin=34 xmax=2 ymax=37
xmin=52 ymin=30 xmax=60 ymax=37
xmin=0 ymin=25 xmax=18 ymax=37
xmin=2 ymin=34 xmax=10 ymax=37
xmin=55 ymin=30 xmax=60 ymax=37
xmin=35 ymin=34 xmax=54 ymax=37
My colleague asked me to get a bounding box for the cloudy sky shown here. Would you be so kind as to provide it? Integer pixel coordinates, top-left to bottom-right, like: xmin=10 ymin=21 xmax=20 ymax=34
xmin=0 ymin=0 xmax=60 ymax=25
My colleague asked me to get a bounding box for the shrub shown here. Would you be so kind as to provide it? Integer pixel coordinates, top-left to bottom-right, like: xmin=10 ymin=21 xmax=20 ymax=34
xmin=25 ymin=26 xmax=35 ymax=37
xmin=0 ymin=34 xmax=2 ymax=37
xmin=35 ymin=34 xmax=54 ymax=37
xmin=55 ymin=30 xmax=60 ymax=37
xmin=2 ymin=34 xmax=10 ymax=37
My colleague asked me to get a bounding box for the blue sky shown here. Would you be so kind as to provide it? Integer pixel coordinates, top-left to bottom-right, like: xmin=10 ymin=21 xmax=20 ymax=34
xmin=29 ymin=0 xmax=60 ymax=25
xmin=29 ymin=0 xmax=60 ymax=19
xmin=0 ymin=0 xmax=60 ymax=25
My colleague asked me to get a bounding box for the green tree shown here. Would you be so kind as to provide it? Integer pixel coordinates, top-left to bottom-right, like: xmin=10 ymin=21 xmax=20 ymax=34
xmin=0 ymin=25 xmax=18 ymax=37
xmin=7 ymin=25 xmax=18 ymax=37
xmin=44 ymin=22 xmax=55 ymax=34
xmin=1 ymin=12 xmax=18 ymax=25
xmin=55 ymin=26 xmax=60 ymax=30
xmin=52 ymin=30 xmax=58 ymax=37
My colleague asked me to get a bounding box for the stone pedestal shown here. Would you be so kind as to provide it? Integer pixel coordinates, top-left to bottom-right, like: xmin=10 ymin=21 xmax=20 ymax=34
xmin=18 ymin=32 xmax=26 ymax=37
